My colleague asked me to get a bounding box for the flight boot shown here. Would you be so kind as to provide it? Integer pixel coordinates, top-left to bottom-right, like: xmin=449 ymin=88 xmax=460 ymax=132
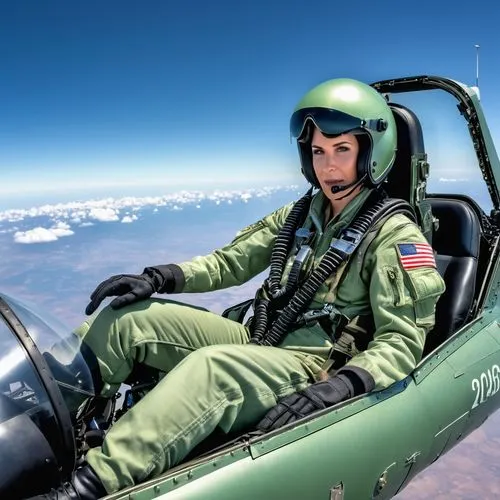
xmin=27 ymin=463 xmax=108 ymax=500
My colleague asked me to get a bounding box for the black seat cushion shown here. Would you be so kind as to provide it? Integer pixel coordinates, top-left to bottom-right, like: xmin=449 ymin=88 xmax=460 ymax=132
xmin=424 ymin=198 xmax=481 ymax=354
xmin=431 ymin=198 xmax=481 ymax=258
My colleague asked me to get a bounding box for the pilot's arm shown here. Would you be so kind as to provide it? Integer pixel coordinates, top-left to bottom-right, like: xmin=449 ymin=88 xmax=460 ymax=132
xmin=85 ymin=202 xmax=293 ymax=314
xmin=175 ymin=202 xmax=293 ymax=292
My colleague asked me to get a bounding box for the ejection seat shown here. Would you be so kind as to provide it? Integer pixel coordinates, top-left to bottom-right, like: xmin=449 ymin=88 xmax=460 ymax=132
xmin=383 ymin=102 xmax=482 ymax=355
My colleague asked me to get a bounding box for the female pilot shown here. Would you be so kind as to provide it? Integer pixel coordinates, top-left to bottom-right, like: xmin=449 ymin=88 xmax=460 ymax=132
xmin=32 ymin=78 xmax=445 ymax=499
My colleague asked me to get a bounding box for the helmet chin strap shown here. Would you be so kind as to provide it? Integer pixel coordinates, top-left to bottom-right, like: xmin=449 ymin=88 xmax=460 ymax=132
xmin=330 ymin=174 xmax=367 ymax=201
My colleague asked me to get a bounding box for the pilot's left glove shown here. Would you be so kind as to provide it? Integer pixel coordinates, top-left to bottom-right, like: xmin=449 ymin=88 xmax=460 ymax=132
xmin=85 ymin=264 xmax=183 ymax=315
xmin=256 ymin=366 xmax=375 ymax=432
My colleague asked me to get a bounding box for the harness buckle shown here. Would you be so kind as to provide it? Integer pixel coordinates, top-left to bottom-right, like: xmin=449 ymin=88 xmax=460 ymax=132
xmin=296 ymin=303 xmax=335 ymax=327
xmin=330 ymin=228 xmax=364 ymax=256
xmin=296 ymin=303 xmax=349 ymax=332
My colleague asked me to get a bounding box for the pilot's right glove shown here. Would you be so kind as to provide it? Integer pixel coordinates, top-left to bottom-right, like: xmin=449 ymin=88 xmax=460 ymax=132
xmin=256 ymin=366 xmax=375 ymax=432
xmin=85 ymin=264 xmax=183 ymax=315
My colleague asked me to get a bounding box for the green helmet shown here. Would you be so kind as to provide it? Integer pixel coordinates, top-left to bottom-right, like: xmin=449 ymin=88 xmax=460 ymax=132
xmin=290 ymin=78 xmax=397 ymax=189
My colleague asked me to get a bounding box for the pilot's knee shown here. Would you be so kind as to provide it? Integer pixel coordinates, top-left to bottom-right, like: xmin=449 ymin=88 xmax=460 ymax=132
xmin=182 ymin=345 xmax=240 ymax=381
xmin=73 ymin=310 xmax=99 ymax=340
xmin=85 ymin=300 xmax=157 ymax=333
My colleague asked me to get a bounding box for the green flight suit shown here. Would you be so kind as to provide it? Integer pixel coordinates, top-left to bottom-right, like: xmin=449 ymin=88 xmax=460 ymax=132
xmin=76 ymin=187 xmax=445 ymax=494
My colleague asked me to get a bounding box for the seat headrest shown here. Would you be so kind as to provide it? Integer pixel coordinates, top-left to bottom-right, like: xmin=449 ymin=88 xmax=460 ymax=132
xmin=430 ymin=198 xmax=481 ymax=257
xmin=383 ymin=103 xmax=425 ymax=203
xmin=390 ymin=103 xmax=425 ymax=156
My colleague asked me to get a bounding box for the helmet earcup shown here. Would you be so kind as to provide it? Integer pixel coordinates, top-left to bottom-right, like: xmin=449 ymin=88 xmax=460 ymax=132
xmin=354 ymin=134 xmax=372 ymax=184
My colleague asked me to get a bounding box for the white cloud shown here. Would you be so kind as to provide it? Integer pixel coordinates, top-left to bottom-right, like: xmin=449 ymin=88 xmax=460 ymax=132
xmin=14 ymin=222 xmax=74 ymax=244
xmin=121 ymin=215 xmax=138 ymax=223
xmin=89 ymin=208 xmax=119 ymax=222
xmin=438 ymin=177 xmax=469 ymax=182
xmin=51 ymin=221 xmax=74 ymax=237
xmin=14 ymin=228 xmax=58 ymax=244
xmin=1 ymin=185 xmax=301 ymax=244
xmin=0 ymin=185 xmax=300 ymax=224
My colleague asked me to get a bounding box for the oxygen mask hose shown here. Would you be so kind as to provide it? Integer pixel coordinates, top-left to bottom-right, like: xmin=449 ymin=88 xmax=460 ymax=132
xmin=249 ymin=189 xmax=313 ymax=344
xmin=268 ymin=188 xmax=313 ymax=299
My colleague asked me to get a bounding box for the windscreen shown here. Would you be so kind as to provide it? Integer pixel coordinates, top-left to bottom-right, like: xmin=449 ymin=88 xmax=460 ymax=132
xmin=0 ymin=293 xmax=95 ymax=415
xmin=0 ymin=306 xmax=59 ymax=441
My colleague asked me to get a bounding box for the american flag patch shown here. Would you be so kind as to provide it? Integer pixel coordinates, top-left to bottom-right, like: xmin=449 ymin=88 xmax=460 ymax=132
xmin=397 ymin=243 xmax=436 ymax=270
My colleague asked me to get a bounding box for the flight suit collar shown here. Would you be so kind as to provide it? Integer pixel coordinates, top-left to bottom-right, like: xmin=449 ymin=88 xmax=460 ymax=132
xmin=309 ymin=187 xmax=374 ymax=237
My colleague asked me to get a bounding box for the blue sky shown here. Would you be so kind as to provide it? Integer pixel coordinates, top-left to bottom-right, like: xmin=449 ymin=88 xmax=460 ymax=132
xmin=1 ymin=0 xmax=500 ymax=203
xmin=1 ymin=5 xmax=500 ymax=494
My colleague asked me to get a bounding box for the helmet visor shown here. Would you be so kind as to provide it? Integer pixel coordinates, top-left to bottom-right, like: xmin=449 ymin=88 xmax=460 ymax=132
xmin=290 ymin=107 xmax=365 ymax=140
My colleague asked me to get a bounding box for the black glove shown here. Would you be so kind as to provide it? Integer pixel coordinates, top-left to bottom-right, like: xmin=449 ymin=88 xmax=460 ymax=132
xmin=85 ymin=264 xmax=183 ymax=315
xmin=256 ymin=367 xmax=375 ymax=433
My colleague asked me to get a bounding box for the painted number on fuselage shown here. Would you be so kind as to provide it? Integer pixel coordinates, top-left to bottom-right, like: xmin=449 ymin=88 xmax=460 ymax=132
xmin=471 ymin=364 xmax=500 ymax=409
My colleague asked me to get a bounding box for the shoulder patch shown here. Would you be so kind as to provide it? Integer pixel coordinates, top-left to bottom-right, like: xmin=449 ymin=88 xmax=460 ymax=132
xmin=396 ymin=242 xmax=436 ymax=270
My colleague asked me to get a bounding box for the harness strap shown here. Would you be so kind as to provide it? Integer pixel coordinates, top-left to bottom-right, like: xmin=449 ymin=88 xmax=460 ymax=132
xmin=320 ymin=313 xmax=375 ymax=371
